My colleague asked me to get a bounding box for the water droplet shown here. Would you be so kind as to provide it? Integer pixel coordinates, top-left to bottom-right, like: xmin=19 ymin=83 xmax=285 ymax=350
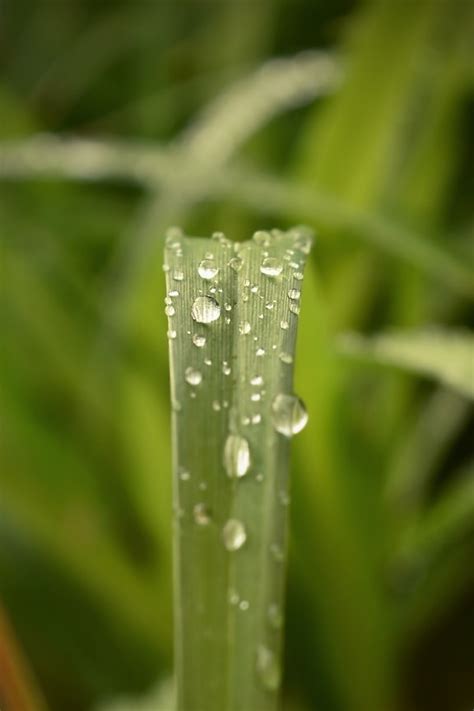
xmin=265 ymin=302 xmax=274 ymax=310
xmin=289 ymin=303 xmax=300 ymax=316
xmin=239 ymin=600 xmax=250 ymax=611
xmin=228 ymin=588 xmax=240 ymax=605
xmin=253 ymin=230 xmax=271 ymax=246
xmin=229 ymin=256 xmax=243 ymax=272
xmin=166 ymin=226 xmax=184 ymax=242
xmin=224 ymin=435 xmax=250 ymax=478
xmin=223 ymin=519 xmax=247 ymax=551
xmin=185 ymin=367 xmax=203 ymax=386
xmin=191 ymin=296 xmax=221 ymax=323
xmin=256 ymin=645 xmax=281 ymax=691
xmin=222 ymin=362 xmax=231 ymax=376
xmin=250 ymin=375 xmax=263 ymax=386
xmin=204 ymin=357 xmax=212 ymax=366
xmin=198 ymin=259 xmax=219 ymax=280
xmin=212 ymin=400 xmax=221 ymax=411
xmin=162 ymin=263 xmax=170 ymax=273
xmin=288 ymin=288 xmax=301 ymax=300
xmin=167 ymin=329 xmax=177 ymax=340
xmin=193 ymin=503 xmax=211 ymax=526
xmin=278 ymin=352 xmax=293 ymax=364
xmin=250 ymin=284 xmax=259 ymax=294
xmin=192 ymin=334 xmax=206 ymax=348
xmin=179 ymin=468 xmax=190 ymax=481
xmin=173 ymin=270 xmax=184 ymax=282
xmin=224 ymin=303 xmax=232 ymax=311
xmin=293 ymin=272 xmax=303 ymax=281
xmin=165 ymin=305 xmax=175 ymax=317
xmin=239 ymin=321 xmax=251 ymax=335
xmin=169 ymin=289 xmax=179 ymax=297
xmin=271 ymin=393 xmax=308 ymax=436
xmin=270 ymin=543 xmax=284 ymax=562
xmin=267 ymin=603 xmax=283 ymax=630
xmin=280 ymin=320 xmax=289 ymax=330
xmin=256 ymin=347 xmax=265 ymax=357
xmin=252 ymin=414 xmax=262 ymax=425
xmin=260 ymin=257 xmax=283 ymax=277
xmin=251 ymin=393 xmax=261 ymax=402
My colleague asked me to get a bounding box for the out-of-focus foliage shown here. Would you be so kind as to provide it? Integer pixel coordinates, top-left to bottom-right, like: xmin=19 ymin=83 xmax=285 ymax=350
xmin=0 ymin=1 xmax=472 ymax=711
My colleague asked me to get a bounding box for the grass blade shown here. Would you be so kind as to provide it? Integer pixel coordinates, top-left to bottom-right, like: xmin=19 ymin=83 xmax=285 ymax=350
xmin=164 ymin=227 xmax=312 ymax=711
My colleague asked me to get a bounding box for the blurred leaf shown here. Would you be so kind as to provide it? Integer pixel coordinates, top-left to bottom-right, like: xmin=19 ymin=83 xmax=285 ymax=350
xmin=339 ymin=329 xmax=474 ymax=398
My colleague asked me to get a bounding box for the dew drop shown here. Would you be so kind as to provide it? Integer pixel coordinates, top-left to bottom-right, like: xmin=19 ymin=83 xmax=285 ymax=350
xmin=198 ymin=259 xmax=219 ymax=280
xmin=250 ymin=284 xmax=259 ymax=294
xmin=260 ymin=257 xmax=283 ymax=277
xmin=229 ymin=256 xmax=243 ymax=272
xmin=280 ymin=320 xmax=289 ymax=330
xmin=179 ymin=468 xmax=190 ymax=481
xmin=271 ymin=394 xmax=308 ymax=437
xmin=224 ymin=435 xmax=250 ymax=478
xmin=192 ymin=334 xmax=206 ymax=348
xmin=222 ymin=362 xmax=231 ymax=376
xmin=256 ymin=646 xmax=281 ymax=691
xmin=193 ymin=502 xmax=211 ymax=526
xmin=256 ymin=347 xmax=265 ymax=357
xmin=239 ymin=321 xmax=251 ymax=335
xmin=191 ymin=296 xmax=221 ymax=323
xmin=228 ymin=588 xmax=240 ymax=605
xmin=251 ymin=393 xmax=261 ymax=402
xmin=267 ymin=603 xmax=283 ymax=630
xmin=185 ymin=367 xmax=203 ymax=386
xmin=172 ymin=270 xmax=184 ymax=282
xmin=167 ymin=329 xmax=177 ymax=340
xmin=288 ymin=288 xmax=301 ymax=300
xmin=278 ymin=352 xmax=293 ymax=364
xmin=253 ymin=230 xmax=271 ymax=246
xmin=212 ymin=400 xmax=221 ymax=412
xmin=169 ymin=289 xmax=179 ymax=297
xmin=239 ymin=600 xmax=250 ymax=611
xmin=252 ymin=414 xmax=262 ymax=425
xmin=165 ymin=305 xmax=175 ymax=317
xmin=223 ymin=519 xmax=247 ymax=551
xmin=293 ymin=272 xmax=304 ymax=281
xmin=250 ymin=375 xmax=263 ymax=386
xmin=289 ymin=302 xmax=300 ymax=316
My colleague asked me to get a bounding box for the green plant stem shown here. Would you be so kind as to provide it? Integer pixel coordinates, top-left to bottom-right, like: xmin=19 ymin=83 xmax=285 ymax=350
xmin=164 ymin=228 xmax=311 ymax=711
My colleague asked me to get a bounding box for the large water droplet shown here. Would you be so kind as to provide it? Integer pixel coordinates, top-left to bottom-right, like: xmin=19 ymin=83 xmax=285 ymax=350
xmin=224 ymin=434 xmax=250 ymax=478
xmin=192 ymin=334 xmax=206 ymax=348
xmin=222 ymin=519 xmax=247 ymax=551
xmin=256 ymin=645 xmax=281 ymax=691
xmin=260 ymin=257 xmax=283 ymax=277
xmin=193 ymin=503 xmax=211 ymax=526
xmin=198 ymin=259 xmax=219 ymax=280
xmin=271 ymin=394 xmax=308 ymax=436
xmin=185 ymin=367 xmax=203 ymax=386
xmin=191 ymin=296 xmax=221 ymax=323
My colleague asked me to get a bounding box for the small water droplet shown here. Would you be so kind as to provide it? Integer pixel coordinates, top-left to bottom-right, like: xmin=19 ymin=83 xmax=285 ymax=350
xmin=267 ymin=603 xmax=283 ymax=630
xmin=239 ymin=321 xmax=251 ymax=335
xmin=260 ymin=257 xmax=283 ymax=277
xmin=169 ymin=289 xmax=179 ymax=297
xmin=164 ymin=296 xmax=172 ymax=305
xmin=293 ymin=272 xmax=303 ymax=281
xmin=204 ymin=357 xmax=212 ymax=366
xmin=265 ymin=302 xmax=274 ymax=310
xmin=192 ymin=334 xmax=206 ymax=348
xmin=191 ymin=296 xmax=221 ymax=323
xmin=289 ymin=302 xmax=300 ymax=316
xmin=278 ymin=352 xmax=293 ymax=364
xmin=185 ymin=367 xmax=203 ymax=386
xmin=256 ymin=472 xmax=264 ymax=482
xmin=193 ymin=503 xmax=211 ymax=526
xmin=252 ymin=414 xmax=262 ymax=425
xmin=250 ymin=375 xmax=263 ymax=386
xmin=250 ymin=284 xmax=259 ymax=294
xmin=179 ymin=468 xmax=190 ymax=481
xmin=162 ymin=263 xmax=170 ymax=273
xmin=212 ymin=400 xmax=221 ymax=411
xmin=256 ymin=347 xmax=265 ymax=357
xmin=271 ymin=393 xmax=308 ymax=436
xmin=228 ymin=588 xmax=240 ymax=605
xmin=223 ymin=519 xmax=247 ymax=551
xmin=270 ymin=542 xmax=284 ymax=562
xmin=288 ymin=288 xmax=301 ymax=300
xmin=198 ymin=259 xmax=219 ymax=280
xmin=224 ymin=303 xmax=232 ymax=311
xmin=167 ymin=329 xmax=177 ymax=340
xmin=229 ymin=256 xmax=243 ymax=272
xmin=253 ymin=230 xmax=271 ymax=246
xmin=251 ymin=393 xmax=261 ymax=402
xmin=256 ymin=645 xmax=281 ymax=691
xmin=280 ymin=320 xmax=289 ymax=330
xmin=224 ymin=435 xmax=250 ymax=478
xmin=222 ymin=362 xmax=231 ymax=376
xmin=172 ymin=270 xmax=184 ymax=282
xmin=165 ymin=305 xmax=175 ymax=317
xmin=239 ymin=600 xmax=250 ymax=611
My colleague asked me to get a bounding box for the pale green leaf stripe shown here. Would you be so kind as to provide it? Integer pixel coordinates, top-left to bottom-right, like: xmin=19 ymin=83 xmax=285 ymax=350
xmin=164 ymin=228 xmax=312 ymax=711
xmin=339 ymin=329 xmax=474 ymax=398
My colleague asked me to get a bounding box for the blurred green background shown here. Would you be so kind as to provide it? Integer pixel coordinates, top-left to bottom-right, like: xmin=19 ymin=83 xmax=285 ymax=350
xmin=0 ymin=1 xmax=473 ymax=710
